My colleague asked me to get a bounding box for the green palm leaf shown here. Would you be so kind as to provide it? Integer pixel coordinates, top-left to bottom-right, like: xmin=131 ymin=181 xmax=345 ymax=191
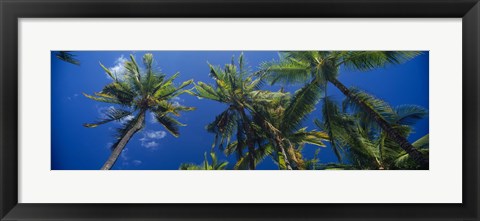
xmin=153 ymin=114 xmax=185 ymax=137
xmin=339 ymin=51 xmax=422 ymax=71
xmin=55 ymin=51 xmax=80 ymax=65
xmin=83 ymin=108 xmax=132 ymax=128
xmin=342 ymin=88 xmax=398 ymax=125
xmin=281 ymin=80 xmax=323 ymax=132
xmin=395 ymin=105 xmax=428 ymax=125
xmin=261 ymin=59 xmax=311 ymax=85
xmin=234 ymin=144 xmax=274 ymax=169
xmin=179 ymin=151 xmax=229 ymax=170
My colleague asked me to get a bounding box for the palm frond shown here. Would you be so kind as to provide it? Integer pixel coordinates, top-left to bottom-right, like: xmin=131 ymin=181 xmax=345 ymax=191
xmin=83 ymin=92 xmax=122 ymax=105
xmin=318 ymin=96 xmax=344 ymax=162
xmin=192 ymin=82 xmax=222 ymax=101
xmin=153 ymin=113 xmax=185 ymax=137
xmin=179 ymin=152 xmax=229 ymax=170
xmin=154 ymin=79 xmax=194 ymax=100
xmin=290 ymin=128 xmax=329 ymax=147
xmin=206 ymin=108 xmax=238 ymax=141
xmin=234 ymin=144 xmax=274 ymax=169
xmin=99 ymin=62 xmax=116 ymax=80
xmin=339 ymin=51 xmax=422 ymax=71
xmin=123 ymin=55 xmax=143 ymax=92
xmin=100 ymin=82 xmax=136 ymax=105
xmin=179 ymin=163 xmax=201 ymax=170
xmin=261 ymin=58 xmax=311 ymax=85
xmin=342 ymin=88 xmax=397 ymax=125
xmin=83 ymin=108 xmax=132 ymax=128
xmin=412 ymin=134 xmax=429 ymax=149
xmin=395 ymin=105 xmax=428 ymax=125
xmin=281 ymin=80 xmax=323 ymax=132
xmin=55 ymin=51 xmax=80 ymax=65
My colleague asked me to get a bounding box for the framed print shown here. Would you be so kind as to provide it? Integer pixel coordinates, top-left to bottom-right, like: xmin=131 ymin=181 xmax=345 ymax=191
xmin=1 ymin=0 xmax=479 ymax=220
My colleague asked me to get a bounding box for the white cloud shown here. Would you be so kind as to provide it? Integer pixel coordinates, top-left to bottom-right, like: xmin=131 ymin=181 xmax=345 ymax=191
xmin=106 ymin=55 xmax=128 ymax=80
xmin=148 ymin=112 xmax=157 ymax=124
xmin=144 ymin=130 xmax=167 ymax=139
xmin=119 ymin=114 xmax=135 ymax=124
xmin=139 ymin=130 xmax=167 ymax=149
xmin=171 ymin=97 xmax=183 ymax=107
xmin=118 ymin=148 xmax=143 ymax=168
xmin=142 ymin=141 xmax=159 ymax=148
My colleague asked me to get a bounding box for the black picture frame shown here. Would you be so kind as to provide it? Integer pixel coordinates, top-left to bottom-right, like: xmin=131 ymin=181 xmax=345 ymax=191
xmin=1 ymin=0 xmax=479 ymax=220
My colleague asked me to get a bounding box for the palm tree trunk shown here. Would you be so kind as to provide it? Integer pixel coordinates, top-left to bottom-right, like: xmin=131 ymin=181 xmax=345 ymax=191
xmin=274 ymin=136 xmax=293 ymax=170
xmin=328 ymin=78 xmax=429 ymax=169
xmin=101 ymin=111 xmax=146 ymax=170
xmin=246 ymin=137 xmax=256 ymax=170
xmin=239 ymin=108 xmax=256 ymax=170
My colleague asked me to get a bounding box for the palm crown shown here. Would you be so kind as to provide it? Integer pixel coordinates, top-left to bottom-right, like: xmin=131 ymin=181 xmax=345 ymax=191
xmin=190 ymin=54 xmax=265 ymax=169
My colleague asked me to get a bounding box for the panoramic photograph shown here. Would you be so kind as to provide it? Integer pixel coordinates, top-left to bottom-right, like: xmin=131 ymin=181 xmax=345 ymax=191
xmin=51 ymin=51 xmax=429 ymax=170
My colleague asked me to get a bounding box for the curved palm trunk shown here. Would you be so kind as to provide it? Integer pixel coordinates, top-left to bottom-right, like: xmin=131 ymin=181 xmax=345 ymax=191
xmin=101 ymin=111 xmax=146 ymax=170
xmin=328 ymin=78 xmax=429 ymax=169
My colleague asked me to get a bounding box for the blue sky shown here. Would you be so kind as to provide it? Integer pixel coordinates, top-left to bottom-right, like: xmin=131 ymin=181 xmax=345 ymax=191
xmin=51 ymin=51 xmax=429 ymax=170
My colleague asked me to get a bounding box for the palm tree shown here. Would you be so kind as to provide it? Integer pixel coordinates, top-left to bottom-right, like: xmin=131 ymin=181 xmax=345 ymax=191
xmin=261 ymin=51 xmax=428 ymax=168
xmin=54 ymin=51 xmax=80 ymax=65
xmin=190 ymin=54 xmax=268 ymax=170
xmin=315 ymin=91 xmax=428 ymax=169
xmin=83 ymin=53 xmax=194 ymax=170
xmin=192 ymin=54 xmax=328 ymax=170
xmin=179 ymin=151 xmax=228 ymax=170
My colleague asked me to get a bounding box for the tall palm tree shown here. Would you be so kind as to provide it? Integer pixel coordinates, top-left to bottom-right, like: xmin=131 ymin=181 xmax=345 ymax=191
xmin=83 ymin=53 xmax=194 ymax=170
xmin=261 ymin=51 xmax=428 ymax=168
xmin=54 ymin=51 xmax=80 ymax=65
xmin=190 ymin=54 xmax=268 ymax=170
